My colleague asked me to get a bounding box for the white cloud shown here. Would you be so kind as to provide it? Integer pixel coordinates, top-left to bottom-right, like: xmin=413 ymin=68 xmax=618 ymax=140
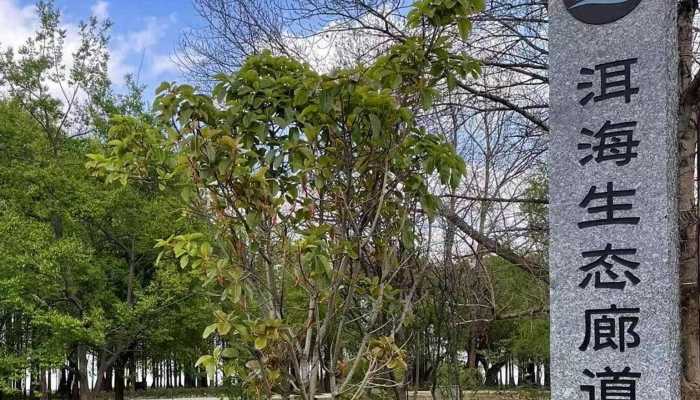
xmin=0 ymin=0 xmax=38 ymax=50
xmin=0 ymin=0 xmax=179 ymax=96
xmin=281 ymin=13 xmax=404 ymax=73
xmin=109 ymin=15 xmax=174 ymax=86
xmin=90 ymin=1 xmax=109 ymax=20
xmin=125 ymin=17 xmax=163 ymax=51
xmin=0 ymin=0 xmax=86 ymax=101
xmin=151 ymin=53 xmax=180 ymax=76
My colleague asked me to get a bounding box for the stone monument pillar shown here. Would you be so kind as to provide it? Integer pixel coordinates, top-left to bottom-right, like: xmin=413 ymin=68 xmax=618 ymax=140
xmin=549 ymin=0 xmax=680 ymax=398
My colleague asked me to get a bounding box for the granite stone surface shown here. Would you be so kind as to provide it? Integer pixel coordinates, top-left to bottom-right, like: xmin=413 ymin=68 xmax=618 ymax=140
xmin=548 ymin=0 xmax=680 ymax=399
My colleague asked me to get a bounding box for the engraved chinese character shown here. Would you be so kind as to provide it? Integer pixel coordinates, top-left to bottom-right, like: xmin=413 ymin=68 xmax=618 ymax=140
xmin=580 ymin=305 xmax=640 ymax=352
xmin=579 ymin=244 xmax=640 ymax=289
xmin=580 ymin=367 xmax=641 ymax=400
xmin=578 ymin=121 xmax=640 ymax=166
xmin=578 ymin=182 xmax=640 ymax=228
xmin=578 ymin=58 xmax=639 ymax=106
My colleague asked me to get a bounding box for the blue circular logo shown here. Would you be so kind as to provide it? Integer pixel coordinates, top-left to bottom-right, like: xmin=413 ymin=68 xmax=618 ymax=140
xmin=564 ymin=0 xmax=642 ymax=25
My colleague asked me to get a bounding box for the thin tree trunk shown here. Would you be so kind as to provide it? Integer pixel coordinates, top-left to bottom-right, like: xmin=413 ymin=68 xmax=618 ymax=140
xmin=70 ymin=372 xmax=79 ymax=400
xmin=105 ymin=365 xmax=113 ymax=391
xmin=77 ymin=345 xmax=91 ymax=400
xmin=141 ymin=356 xmax=147 ymax=386
xmin=114 ymin=360 xmax=125 ymax=400
xmin=128 ymin=352 xmax=136 ymax=391
xmin=151 ymin=361 xmax=158 ymax=389
xmin=197 ymin=370 xmax=208 ymax=388
xmin=485 ymin=363 xmax=504 ymax=387
xmin=184 ymin=366 xmax=195 ymax=388
xmin=166 ymin=360 xmax=172 ymax=388
xmin=41 ymin=368 xmax=48 ymax=400
xmin=59 ymin=368 xmax=68 ymax=399
xmin=176 ymin=361 xmax=181 ymax=387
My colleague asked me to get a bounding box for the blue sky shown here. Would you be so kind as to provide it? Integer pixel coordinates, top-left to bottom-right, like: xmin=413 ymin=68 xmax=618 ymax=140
xmin=1 ymin=0 xmax=201 ymax=97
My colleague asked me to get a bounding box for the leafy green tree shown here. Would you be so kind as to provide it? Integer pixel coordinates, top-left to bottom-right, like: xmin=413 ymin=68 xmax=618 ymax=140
xmin=487 ymin=255 xmax=548 ymax=386
xmin=0 ymin=2 xmax=219 ymax=397
xmin=0 ymin=0 xmax=112 ymax=153
xmin=0 ymin=100 xmax=209 ymax=400
xmin=0 ymin=100 xmax=105 ymax=398
xmin=90 ymin=0 xmax=484 ymax=397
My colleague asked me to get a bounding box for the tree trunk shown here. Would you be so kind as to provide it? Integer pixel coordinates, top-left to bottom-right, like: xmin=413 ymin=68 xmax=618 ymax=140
xmin=98 ymin=352 xmax=112 ymax=392
xmin=176 ymin=361 xmax=181 ymax=387
xmin=58 ymin=368 xmax=69 ymax=400
xmin=485 ymin=363 xmax=504 ymax=387
xmin=70 ymin=373 xmax=79 ymax=400
xmin=508 ymin=359 xmax=515 ymax=387
xmin=105 ymin=366 xmax=113 ymax=391
xmin=40 ymin=368 xmax=48 ymax=400
xmin=166 ymin=360 xmax=172 ymax=388
xmin=526 ymin=363 xmax=536 ymax=386
xmin=197 ymin=370 xmax=208 ymax=388
xmin=466 ymin=339 xmax=477 ymax=369
xmin=141 ymin=356 xmax=147 ymax=387
xmin=151 ymin=361 xmax=158 ymax=389
xmin=114 ymin=360 xmax=125 ymax=400
xmin=77 ymin=346 xmax=91 ymax=400
xmin=128 ymin=353 xmax=136 ymax=392
xmin=184 ymin=367 xmax=195 ymax=388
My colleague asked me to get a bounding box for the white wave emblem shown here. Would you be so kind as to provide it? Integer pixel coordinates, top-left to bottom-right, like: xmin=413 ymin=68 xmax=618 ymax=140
xmin=570 ymin=0 xmax=632 ymax=8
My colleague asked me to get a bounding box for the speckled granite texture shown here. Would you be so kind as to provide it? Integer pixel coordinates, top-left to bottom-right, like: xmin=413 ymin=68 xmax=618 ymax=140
xmin=548 ymin=0 xmax=681 ymax=398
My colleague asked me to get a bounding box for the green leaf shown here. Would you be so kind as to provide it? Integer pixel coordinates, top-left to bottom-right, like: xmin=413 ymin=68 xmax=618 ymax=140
xmin=320 ymin=90 xmax=332 ymax=112
xmin=156 ymin=81 xmax=171 ymax=94
xmin=206 ymin=363 xmax=216 ymax=379
xmin=389 ymin=73 xmax=402 ymax=89
xmin=203 ymin=323 xmax=217 ymax=339
xmin=246 ymin=211 xmax=260 ymax=229
xmin=217 ymin=321 xmax=232 ymax=336
xmin=206 ymin=144 xmax=217 ymax=163
xmin=305 ymin=126 xmax=320 ymax=142
xmin=254 ymin=336 xmax=268 ymax=350
xmin=446 ymin=73 xmax=457 ymax=91
xmin=195 ymin=355 xmax=214 ymax=368
xmin=457 ymin=18 xmax=472 ymax=40
xmin=369 ymin=114 xmax=381 ymax=136
xmin=234 ymin=323 xmax=249 ymax=337
xmin=201 ymin=242 xmax=213 ymax=258
xmin=420 ymin=88 xmax=435 ymax=110
xmin=231 ymin=283 xmax=242 ymax=303
xmin=173 ymin=243 xmax=185 ymax=257
xmin=221 ymin=348 xmax=237 ymax=358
